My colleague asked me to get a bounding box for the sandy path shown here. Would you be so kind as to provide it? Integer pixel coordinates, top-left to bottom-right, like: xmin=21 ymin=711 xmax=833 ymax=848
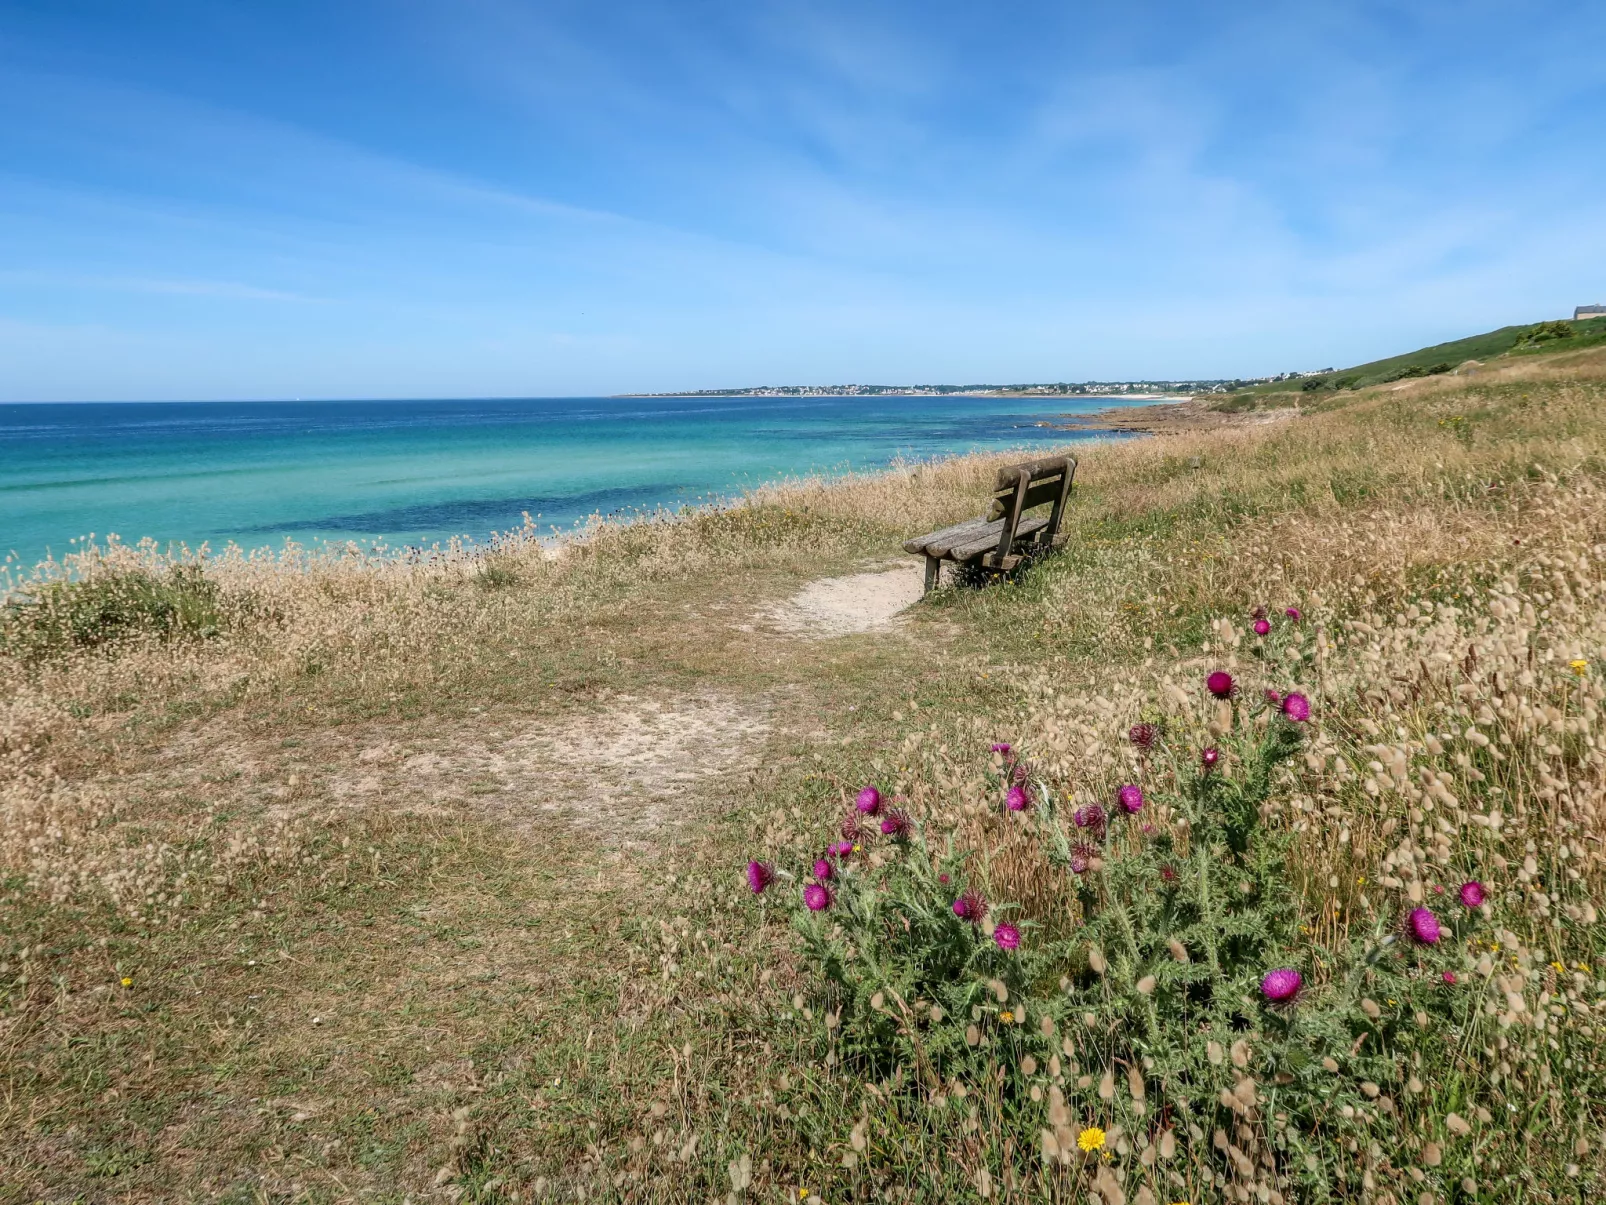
xmin=765 ymin=562 xmax=925 ymax=636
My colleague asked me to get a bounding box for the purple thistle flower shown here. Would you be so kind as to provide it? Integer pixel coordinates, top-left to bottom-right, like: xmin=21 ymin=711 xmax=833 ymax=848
xmin=746 ymin=860 xmax=776 ymax=894
xmin=1253 ymin=619 xmax=1271 ymax=637
xmin=1261 ymin=968 xmax=1302 ymax=1003
xmin=1206 ymin=670 xmax=1236 ymax=699
xmin=1070 ymin=843 xmax=1096 ymax=875
xmin=1011 ymin=760 xmax=1031 ymax=785
xmin=1281 ymin=692 xmax=1311 ymax=723
xmin=993 ymin=923 xmax=1021 ymax=951
xmin=1128 ymin=723 xmax=1158 ymax=751
xmin=1458 ymin=880 xmax=1486 ymax=908
xmin=1201 ymin=746 xmax=1221 ymax=770
xmin=813 ymin=858 xmax=834 ymax=881
xmin=879 ymin=808 xmax=911 ymax=839
xmin=991 ymin=742 xmax=1012 ymax=754
xmin=1005 ymin=785 xmax=1031 ymax=812
xmin=1285 ymin=606 xmax=1303 ymax=622
xmin=856 ymin=785 xmax=882 ymax=816
xmin=1117 ymin=784 xmax=1144 ymax=814
xmin=952 ymin=890 xmax=987 ymax=924
xmin=840 ymin=812 xmax=864 ymax=841
xmin=1073 ymin=803 xmax=1106 ymax=830
xmin=1442 ymin=970 xmax=1458 ymax=985
xmin=803 ymin=882 xmax=833 ymax=912
xmin=1252 ymin=605 xmax=1268 ymax=620
xmin=1407 ymin=907 xmax=1441 ymax=945
xmin=829 ymin=840 xmax=854 ymax=859
xmin=1159 ymin=864 xmax=1177 ymax=883
xmin=1263 ymin=689 xmax=1282 ymax=706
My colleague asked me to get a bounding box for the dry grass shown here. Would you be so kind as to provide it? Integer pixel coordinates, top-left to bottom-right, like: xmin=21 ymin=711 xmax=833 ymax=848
xmin=2 ymin=348 xmax=1606 ymax=1201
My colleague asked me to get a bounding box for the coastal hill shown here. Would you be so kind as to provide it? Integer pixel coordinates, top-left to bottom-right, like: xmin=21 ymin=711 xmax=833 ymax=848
xmin=1227 ymin=311 xmax=1606 ymax=399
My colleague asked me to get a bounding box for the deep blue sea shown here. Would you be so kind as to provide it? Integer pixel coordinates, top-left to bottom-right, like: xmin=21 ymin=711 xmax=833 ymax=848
xmin=0 ymin=394 xmax=1144 ymax=568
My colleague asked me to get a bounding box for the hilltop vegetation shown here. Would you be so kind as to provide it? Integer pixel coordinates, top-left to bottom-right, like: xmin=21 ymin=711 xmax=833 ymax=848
xmin=1224 ymin=315 xmax=1606 ymax=405
xmin=3 ymin=346 xmax=1606 ymax=1201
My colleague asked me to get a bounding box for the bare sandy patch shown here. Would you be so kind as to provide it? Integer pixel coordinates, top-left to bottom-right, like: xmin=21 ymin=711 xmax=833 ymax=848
xmin=766 ymin=563 xmax=925 ymax=637
xmin=315 ymin=692 xmax=771 ymax=841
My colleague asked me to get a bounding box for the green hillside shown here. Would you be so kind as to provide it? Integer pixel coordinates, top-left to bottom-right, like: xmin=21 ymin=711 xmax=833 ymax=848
xmin=1230 ymin=313 xmax=1606 ymax=399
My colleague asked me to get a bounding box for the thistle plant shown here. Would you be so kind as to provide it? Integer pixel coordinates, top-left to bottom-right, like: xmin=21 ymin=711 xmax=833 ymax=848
xmin=749 ymin=656 xmax=1515 ymax=1202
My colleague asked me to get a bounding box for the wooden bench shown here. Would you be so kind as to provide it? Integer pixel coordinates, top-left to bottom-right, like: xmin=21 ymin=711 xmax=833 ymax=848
xmin=904 ymin=455 xmax=1077 ymax=594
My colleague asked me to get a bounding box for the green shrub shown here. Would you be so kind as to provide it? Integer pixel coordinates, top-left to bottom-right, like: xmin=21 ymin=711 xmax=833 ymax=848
xmin=1 ymin=565 xmax=234 ymax=660
xmin=1520 ymin=321 xmax=1575 ymax=346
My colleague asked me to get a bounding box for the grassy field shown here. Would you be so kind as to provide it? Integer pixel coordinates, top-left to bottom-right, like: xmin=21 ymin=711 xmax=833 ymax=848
xmin=5 ymin=344 xmax=1606 ymax=1202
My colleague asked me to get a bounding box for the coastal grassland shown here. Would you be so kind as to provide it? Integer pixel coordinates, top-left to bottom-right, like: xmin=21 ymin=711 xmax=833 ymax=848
xmin=2 ymin=349 xmax=1606 ymax=1201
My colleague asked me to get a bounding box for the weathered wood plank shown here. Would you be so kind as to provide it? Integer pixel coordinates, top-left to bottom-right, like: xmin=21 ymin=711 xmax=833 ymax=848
xmin=948 ymin=515 xmax=1049 ymax=561
xmin=986 ymin=477 xmax=1068 ymax=521
xmin=903 ymin=516 xmax=990 ymax=555
xmin=922 ymin=518 xmax=1007 ymax=558
xmin=992 ymin=455 xmax=1072 ymax=492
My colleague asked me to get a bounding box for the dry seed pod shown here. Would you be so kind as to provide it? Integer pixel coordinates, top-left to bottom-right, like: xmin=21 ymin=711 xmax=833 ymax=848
xmin=1158 ymin=1129 xmax=1176 ymax=1160
xmin=1361 ymin=998 xmax=1382 ymax=1019
xmin=1021 ymin=1055 xmax=1038 ymax=1076
xmin=1088 ymin=947 xmax=1107 ymax=975
xmin=1446 ymin=1113 xmax=1471 ymax=1135
xmin=1167 ymin=938 xmax=1190 ymax=963
xmin=1127 ymin=1064 xmax=1146 ymax=1101
xmin=965 ymin=1024 xmax=980 ymax=1046
xmin=989 ymin=978 xmax=1009 ymax=1003
xmin=1136 ymin=975 xmax=1156 ymax=995
xmin=1422 ymin=1141 xmax=1442 ymax=1167
xmin=1230 ymin=1039 xmax=1250 ymax=1068
xmin=1207 ymin=1041 xmax=1225 ymax=1066
xmin=1098 ymin=1068 xmax=1116 ymax=1099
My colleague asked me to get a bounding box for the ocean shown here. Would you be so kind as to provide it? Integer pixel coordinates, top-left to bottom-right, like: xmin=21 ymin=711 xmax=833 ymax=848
xmin=0 ymin=394 xmax=1145 ymax=569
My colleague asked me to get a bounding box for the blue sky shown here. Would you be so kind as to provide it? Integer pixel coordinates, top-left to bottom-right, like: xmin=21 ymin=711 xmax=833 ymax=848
xmin=1 ymin=0 xmax=1603 ymax=400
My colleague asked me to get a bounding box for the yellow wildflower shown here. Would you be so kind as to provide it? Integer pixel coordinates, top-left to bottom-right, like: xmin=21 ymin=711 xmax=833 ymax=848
xmin=1571 ymin=659 xmax=1588 ymax=677
xmin=1077 ymin=1126 xmax=1106 ymax=1153
xmin=999 ymin=1010 xmax=1014 ymax=1024
xmin=119 ymin=976 xmax=133 ymax=988
xmin=1551 ymin=961 xmax=1566 ymax=974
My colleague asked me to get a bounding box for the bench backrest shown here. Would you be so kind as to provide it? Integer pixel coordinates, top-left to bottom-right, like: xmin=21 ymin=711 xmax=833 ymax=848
xmin=986 ymin=455 xmax=1077 ymax=560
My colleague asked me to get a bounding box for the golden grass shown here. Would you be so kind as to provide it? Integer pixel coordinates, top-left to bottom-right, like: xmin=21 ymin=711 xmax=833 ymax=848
xmin=2 ymin=347 xmax=1606 ymax=1200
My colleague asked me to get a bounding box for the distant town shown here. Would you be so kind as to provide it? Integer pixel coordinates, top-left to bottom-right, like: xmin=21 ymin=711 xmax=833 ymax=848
xmin=630 ymin=371 xmax=1337 ymax=399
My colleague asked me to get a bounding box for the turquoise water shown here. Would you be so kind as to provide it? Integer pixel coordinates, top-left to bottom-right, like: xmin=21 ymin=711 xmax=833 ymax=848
xmin=0 ymin=395 xmax=1141 ymax=568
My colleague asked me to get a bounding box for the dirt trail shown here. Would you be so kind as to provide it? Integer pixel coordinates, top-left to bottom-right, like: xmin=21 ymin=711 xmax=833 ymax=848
xmin=763 ymin=561 xmax=925 ymax=637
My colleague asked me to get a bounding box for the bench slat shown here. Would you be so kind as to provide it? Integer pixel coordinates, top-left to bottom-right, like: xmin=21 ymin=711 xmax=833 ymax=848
xmin=924 ymin=518 xmax=1006 ymax=558
xmin=992 ymin=455 xmax=1072 ymax=492
xmin=903 ymin=517 xmax=990 ymax=556
xmin=948 ymin=515 xmax=1049 ymax=561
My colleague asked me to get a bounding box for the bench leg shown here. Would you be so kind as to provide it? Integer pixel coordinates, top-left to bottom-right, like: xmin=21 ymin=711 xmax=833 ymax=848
xmin=924 ymin=555 xmax=941 ymax=595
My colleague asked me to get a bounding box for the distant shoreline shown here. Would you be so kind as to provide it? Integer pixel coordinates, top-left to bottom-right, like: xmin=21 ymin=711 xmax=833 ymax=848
xmin=616 ymin=390 xmax=1195 ymax=401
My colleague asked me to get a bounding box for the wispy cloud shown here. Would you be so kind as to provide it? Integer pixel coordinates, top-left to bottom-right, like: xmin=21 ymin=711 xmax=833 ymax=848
xmin=0 ymin=0 xmax=1603 ymax=399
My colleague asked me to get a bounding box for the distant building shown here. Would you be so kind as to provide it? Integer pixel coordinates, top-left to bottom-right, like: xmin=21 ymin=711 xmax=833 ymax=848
xmin=1577 ymin=305 xmax=1606 ymax=321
